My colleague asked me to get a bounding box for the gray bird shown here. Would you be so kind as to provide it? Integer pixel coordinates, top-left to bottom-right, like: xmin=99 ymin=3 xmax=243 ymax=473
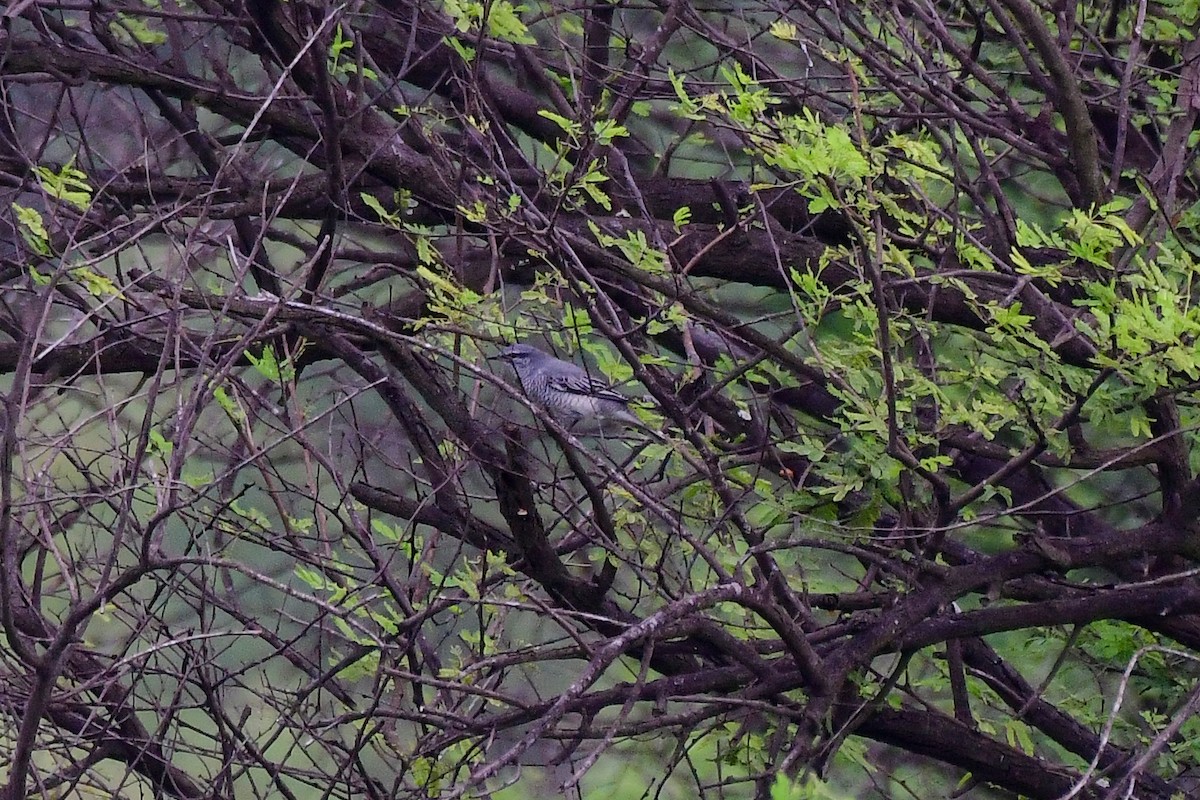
xmin=495 ymin=343 xmax=641 ymax=427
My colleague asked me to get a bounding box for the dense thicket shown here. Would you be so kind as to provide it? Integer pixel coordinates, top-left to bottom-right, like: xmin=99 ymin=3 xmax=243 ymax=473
xmin=2 ymin=1 xmax=1200 ymax=798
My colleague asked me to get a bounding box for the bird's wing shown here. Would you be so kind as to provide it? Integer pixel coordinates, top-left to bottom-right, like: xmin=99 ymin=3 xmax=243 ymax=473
xmin=547 ymin=372 xmax=631 ymax=404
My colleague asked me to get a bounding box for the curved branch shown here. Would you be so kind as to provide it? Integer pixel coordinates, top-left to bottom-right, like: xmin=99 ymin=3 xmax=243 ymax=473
xmin=995 ymin=0 xmax=1105 ymax=207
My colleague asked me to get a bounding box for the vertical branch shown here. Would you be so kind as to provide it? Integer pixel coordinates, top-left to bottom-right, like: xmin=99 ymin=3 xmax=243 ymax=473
xmin=995 ymin=0 xmax=1105 ymax=207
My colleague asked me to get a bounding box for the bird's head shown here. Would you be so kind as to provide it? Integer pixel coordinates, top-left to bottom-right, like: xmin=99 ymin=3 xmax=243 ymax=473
xmin=495 ymin=343 xmax=539 ymax=366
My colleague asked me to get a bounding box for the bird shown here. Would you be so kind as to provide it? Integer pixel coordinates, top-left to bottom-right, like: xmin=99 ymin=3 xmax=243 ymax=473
xmin=494 ymin=343 xmax=641 ymax=427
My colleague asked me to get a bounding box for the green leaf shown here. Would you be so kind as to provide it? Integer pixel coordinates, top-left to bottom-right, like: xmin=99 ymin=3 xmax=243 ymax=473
xmin=537 ymin=109 xmax=579 ymax=136
xmin=34 ymin=160 xmax=93 ymax=212
xmin=108 ymin=13 xmax=167 ymax=45
xmin=13 ymin=203 xmax=51 ymax=256
xmin=673 ymin=206 xmax=692 ymax=230
xmin=361 ymin=192 xmax=397 ymax=225
xmin=372 ymin=519 xmax=401 ymax=542
xmin=212 ymin=385 xmax=244 ymax=423
xmin=770 ymin=20 xmax=800 ymax=41
xmin=71 ymin=266 xmax=121 ymax=298
xmin=591 ymin=118 xmax=628 ymax=145
xmin=444 ymin=36 xmax=475 ymax=62
xmin=245 ymin=346 xmax=288 ymax=382
xmin=481 ymin=0 xmax=536 ymax=44
xmin=588 ymin=222 xmax=668 ymax=274
xmin=148 ymin=428 xmax=173 ymax=457
xmin=328 ymin=25 xmax=379 ymax=80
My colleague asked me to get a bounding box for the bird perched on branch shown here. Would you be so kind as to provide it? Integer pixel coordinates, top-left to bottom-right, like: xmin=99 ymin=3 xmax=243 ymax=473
xmin=495 ymin=343 xmax=641 ymax=428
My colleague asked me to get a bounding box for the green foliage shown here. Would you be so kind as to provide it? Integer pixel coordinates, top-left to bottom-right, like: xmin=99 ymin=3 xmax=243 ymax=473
xmin=33 ymin=160 xmax=93 ymax=212
xmin=70 ymin=266 xmax=121 ymax=299
xmin=212 ymin=385 xmax=245 ymax=425
xmin=440 ymin=0 xmax=536 ymax=44
xmin=147 ymin=428 xmax=173 ymax=458
xmin=108 ymin=12 xmax=167 ymax=45
xmin=415 ymin=263 xmax=504 ymax=337
xmin=246 ymin=344 xmax=299 ymax=384
xmin=360 ymin=188 xmax=417 ymax=225
xmin=588 ymin=222 xmax=667 ymax=274
xmin=328 ymin=25 xmax=378 ymax=81
xmin=12 ymin=203 xmax=52 ymax=262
